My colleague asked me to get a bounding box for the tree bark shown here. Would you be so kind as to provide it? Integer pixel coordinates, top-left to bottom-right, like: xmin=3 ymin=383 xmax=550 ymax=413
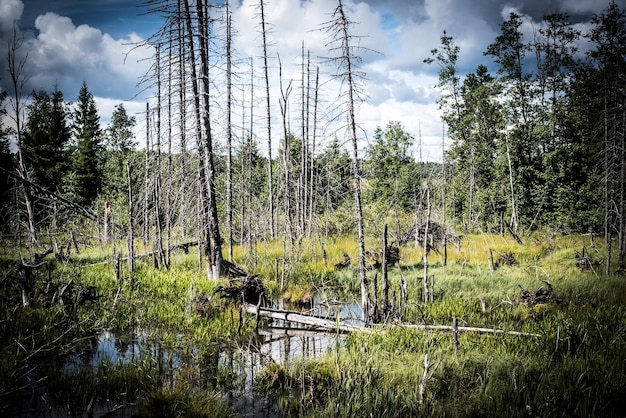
xmin=196 ymin=0 xmax=224 ymax=279
xmin=423 ymin=187 xmax=431 ymax=303
xmin=258 ymin=0 xmax=275 ymax=239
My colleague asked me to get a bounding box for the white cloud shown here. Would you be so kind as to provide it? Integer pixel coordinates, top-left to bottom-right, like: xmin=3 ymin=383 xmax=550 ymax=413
xmin=27 ymin=12 xmax=153 ymax=101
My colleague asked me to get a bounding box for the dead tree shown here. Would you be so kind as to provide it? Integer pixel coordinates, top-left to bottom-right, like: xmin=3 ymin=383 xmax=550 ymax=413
xmin=321 ymin=0 xmax=371 ymax=324
xmin=256 ymin=0 xmax=275 ymax=239
xmin=225 ymin=0 xmax=234 ymax=261
xmin=423 ymin=187 xmax=431 ymax=303
xmin=7 ymin=24 xmax=37 ymax=253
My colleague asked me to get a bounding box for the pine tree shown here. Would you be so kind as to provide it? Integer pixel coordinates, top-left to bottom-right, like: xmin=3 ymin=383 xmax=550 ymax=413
xmin=585 ymin=1 xmax=626 ymax=273
xmin=71 ymin=82 xmax=103 ymax=207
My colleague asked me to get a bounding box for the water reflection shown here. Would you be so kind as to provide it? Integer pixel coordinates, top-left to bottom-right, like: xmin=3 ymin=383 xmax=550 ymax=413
xmin=6 ymin=297 xmax=362 ymax=417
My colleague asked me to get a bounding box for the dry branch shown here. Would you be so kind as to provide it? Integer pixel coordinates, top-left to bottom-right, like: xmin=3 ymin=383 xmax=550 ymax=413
xmin=0 ymin=166 xmax=97 ymax=221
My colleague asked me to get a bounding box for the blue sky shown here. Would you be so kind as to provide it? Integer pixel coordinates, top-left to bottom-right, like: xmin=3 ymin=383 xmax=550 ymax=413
xmin=3 ymin=0 xmax=624 ymax=160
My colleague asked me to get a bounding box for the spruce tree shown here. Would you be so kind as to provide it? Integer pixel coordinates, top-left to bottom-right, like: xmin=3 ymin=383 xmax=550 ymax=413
xmin=103 ymin=103 xmax=136 ymax=201
xmin=71 ymin=82 xmax=103 ymax=207
xmin=22 ymin=87 xmax=71 ymax=193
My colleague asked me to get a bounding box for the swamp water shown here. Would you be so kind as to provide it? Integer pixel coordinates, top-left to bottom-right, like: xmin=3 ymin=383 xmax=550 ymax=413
xmin=6 ymin=297 xmax=363 ymax=417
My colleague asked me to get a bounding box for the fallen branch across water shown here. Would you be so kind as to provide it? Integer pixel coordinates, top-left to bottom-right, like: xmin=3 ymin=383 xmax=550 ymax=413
xmin=243 ymin=304 xmax=542 ymax=338
xmin=243 ymin=304 xmax=363 ymax=333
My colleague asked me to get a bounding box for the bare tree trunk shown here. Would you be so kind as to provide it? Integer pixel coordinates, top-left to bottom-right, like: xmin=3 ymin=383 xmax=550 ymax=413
xmin=143 ymin=103 xmax=151 ymax=250
xmin=382 ymin=223 xmax=389 ymax=317
xmin=154 ymin=44 xmax=165 ymax=269
xmin=298 ymin=42 xmax=309 ymax=238
xmin=604 ymin=94 xmax=612 ymax=275
xmin=197 ymin=0 xmax=224 ymax=279
xmin=617 ymin=100 xmax=626 ymax=273
xmin=258 ymin=0 xmax=275 ymax=239
xmin=278 ymin=54 xmax=294 ymax=246
xmin=247 ymin=58 xmax=254 ymax=253
xmin=441 ymin=121 xmax=447 ymax=266
xmin=505 ymin=128 xmax=519 ymax=234
xmin=469 ymin=146 xmax=476 ymax=230
xmin=182 ymin=0 xmax=207 ymax=272
xmin=325 ymin=0 xmax=370 ymax=324
xmin=226 ymin=0 xmax=234 ymax=262
xmin=126 ymin=161 xmax=135 ymax=275
xmin=423 ymin=187 xmax=431 ymax=303
xmin=165 ymin=27 xmax=174 ymax=269
xmin=177 ymin=0 xmax=189 ymax=238
xmin=308 ymin=65 xmax=320 ymax=239
xmin=8 ymin=25 xmax=37 ymax=254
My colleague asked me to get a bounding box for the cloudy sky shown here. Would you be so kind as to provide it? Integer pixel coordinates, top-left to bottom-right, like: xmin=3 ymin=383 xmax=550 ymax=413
xmin=2 ymin=0 xmax=624 ymax=161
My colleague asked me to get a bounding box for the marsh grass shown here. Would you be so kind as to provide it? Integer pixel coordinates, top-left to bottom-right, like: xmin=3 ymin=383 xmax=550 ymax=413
xmin=0 ymin=236 xmax=260 ymax=417
xmin=3 ymin=230 xmax=626 ymax=417
xmin=249 ymin=232 xmax=626 ymax=417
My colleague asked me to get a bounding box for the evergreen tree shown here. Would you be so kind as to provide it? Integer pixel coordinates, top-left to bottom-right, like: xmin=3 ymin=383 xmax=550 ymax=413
xmin=585 ymin=1 xmax=626 ymax=272
xmin=485 ymin=12 xmax=536 ymax=232
xmin=22 ymin=87 xmax=71 ymax=193
xmin=317 ymin=137 xmax=352 ymax=213
xmin=71 ymin=82 xmax=103 ymax=207
xmin=364 ymin=121 xmax=416 ymax=211
xmin=452 ymin=65 xmax=506 ymax=230
xmin=534 ymin=13 xmax=586 ymax=229
xmin=102 ymin=103 xmax=136 ymax=201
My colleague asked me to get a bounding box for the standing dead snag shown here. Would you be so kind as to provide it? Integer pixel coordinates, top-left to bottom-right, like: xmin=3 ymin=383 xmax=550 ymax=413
xmin=423 ymin=187 xmax=431 ymax=303
xmin=320 ymin=0 xmax=371 ymax=324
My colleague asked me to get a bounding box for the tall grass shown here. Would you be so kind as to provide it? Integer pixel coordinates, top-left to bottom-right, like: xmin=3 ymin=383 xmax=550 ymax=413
xmin=251 ymin=232 xmax=626 ymax=417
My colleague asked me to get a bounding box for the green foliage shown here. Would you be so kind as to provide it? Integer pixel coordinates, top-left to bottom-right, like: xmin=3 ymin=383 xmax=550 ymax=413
xmin=133 ymin=386 xmax=233 ymax=418
xmin=22 ymin=87 xmax=71 ymax=194
xmin=71 ymin=82 xmax=103 ymax=207
xmin=316 ymin=137 xmax=353 ymax=214
xmin=364 ymin=121 xmax=419 ymax=211
xmin=243 ymin=231 xmax=626 ymax=417
xmin=101 ymin=103 xmax=136 ymax=204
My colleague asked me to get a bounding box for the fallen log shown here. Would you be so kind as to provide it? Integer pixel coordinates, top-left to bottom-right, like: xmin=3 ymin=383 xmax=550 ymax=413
xmin=244 ymin=303 xmax=364 ymax=333
xmin=400 ymin=323 xmax=541 ymax=338
xmin=243 ymin=304 xmax=542 ymax=338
